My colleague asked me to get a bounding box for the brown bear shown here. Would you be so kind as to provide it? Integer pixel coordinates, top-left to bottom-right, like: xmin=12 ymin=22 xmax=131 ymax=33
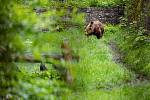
xmin=85 ymin=20 xmax=104 ymax=39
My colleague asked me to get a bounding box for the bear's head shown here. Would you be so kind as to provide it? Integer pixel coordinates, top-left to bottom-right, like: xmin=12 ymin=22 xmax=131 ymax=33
xmin=85 ymin=21 xmax=94 ymax=36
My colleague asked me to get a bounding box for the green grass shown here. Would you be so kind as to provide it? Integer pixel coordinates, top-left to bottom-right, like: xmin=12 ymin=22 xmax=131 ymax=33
xmin=73 ymin=37 xmax=132 ymax=90
xmin=69 ymin=83 xmax=150 ymax=100
xmin=17 ymin=25 xmax=150 ymax=99
xmin=24 ymin=0 xmax=126 ymax=8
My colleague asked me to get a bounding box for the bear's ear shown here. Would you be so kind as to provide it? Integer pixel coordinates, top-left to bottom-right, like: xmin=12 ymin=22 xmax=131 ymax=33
xmin=90 ymin=21 xmax=94 ymax=25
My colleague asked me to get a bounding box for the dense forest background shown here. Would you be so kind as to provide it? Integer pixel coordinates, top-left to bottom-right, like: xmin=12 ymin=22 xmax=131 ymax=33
xmin=0 ymin=0 xmax=150 ymax=99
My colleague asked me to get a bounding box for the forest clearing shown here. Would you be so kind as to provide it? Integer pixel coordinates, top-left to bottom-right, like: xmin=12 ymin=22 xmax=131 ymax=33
xmin=0 ymin=0 xmax=150 ymax=99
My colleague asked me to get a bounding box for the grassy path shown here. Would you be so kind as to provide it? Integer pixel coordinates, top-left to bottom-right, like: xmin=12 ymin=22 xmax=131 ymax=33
xmin=66 ymin=26 xmax=150 ymax=100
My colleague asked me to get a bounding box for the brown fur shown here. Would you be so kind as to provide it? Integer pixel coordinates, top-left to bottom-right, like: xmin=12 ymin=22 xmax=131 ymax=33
xmin=85 ymin=20 xmax=104 ymax=39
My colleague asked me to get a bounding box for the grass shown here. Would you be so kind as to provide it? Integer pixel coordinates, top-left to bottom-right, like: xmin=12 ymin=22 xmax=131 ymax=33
xmin=16 ymin=25 xmax=150 ymax=99
xmin=25 ymin=0 xmax=126 ymax=8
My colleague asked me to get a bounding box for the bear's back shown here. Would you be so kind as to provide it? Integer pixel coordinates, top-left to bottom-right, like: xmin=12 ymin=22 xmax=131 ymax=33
xmin=93 ymin=21 xmax=104 ymax=29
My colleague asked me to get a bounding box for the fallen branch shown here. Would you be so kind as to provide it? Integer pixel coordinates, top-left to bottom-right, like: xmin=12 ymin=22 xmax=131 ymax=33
xmin=11 ymin=53 xmax=79 ymax=63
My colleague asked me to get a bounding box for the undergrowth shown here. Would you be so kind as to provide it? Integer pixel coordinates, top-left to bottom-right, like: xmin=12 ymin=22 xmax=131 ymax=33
xmin=105 ymin=24 xmax=150 ymax=77
xmin=17 ymin=25 xmax=150 ymax=99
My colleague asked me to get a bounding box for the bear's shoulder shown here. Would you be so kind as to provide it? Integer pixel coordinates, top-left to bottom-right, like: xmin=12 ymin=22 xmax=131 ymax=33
xmin=93 ymin=21 xmax=103 ymax=27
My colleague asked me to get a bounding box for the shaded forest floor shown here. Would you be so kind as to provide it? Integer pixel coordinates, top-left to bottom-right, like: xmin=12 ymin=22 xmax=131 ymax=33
xmin=17 ymin=25 xmax=150 ymax=100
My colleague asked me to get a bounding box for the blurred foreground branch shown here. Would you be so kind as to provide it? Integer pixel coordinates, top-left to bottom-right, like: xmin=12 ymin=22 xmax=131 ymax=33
xmin=11 ymin=53 xmax=79 ymax=63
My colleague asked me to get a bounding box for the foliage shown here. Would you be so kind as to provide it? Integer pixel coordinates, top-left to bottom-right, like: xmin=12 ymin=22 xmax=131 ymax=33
xmin=124 ymin=0 xmax=150 ymax=32
xmin=1 ymin=0 xmax=150 ymax=99
xmin=106 ymin=24 xmax=150 ymax=76
xmin=122 ymin=27 xmax=150 ymax=75
xmin=16 ymin=25 xmax=150 ymax=99
xmin=50 ymin=7 xmax=85 ymax=31
xmin=21 ymin=0 xmax=126 ymax=7
xmin=115 ymin=0 xmax=150 ymax=76
xmin=15 ymin=63 xmax=71 ymax=99
xmin=0 ymin=0 xmax=24 ymax=98
xmin=124 ymin=0 xmax=149 ymax=22
xmin=69 ymin=83 xmax=150 ymax=100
